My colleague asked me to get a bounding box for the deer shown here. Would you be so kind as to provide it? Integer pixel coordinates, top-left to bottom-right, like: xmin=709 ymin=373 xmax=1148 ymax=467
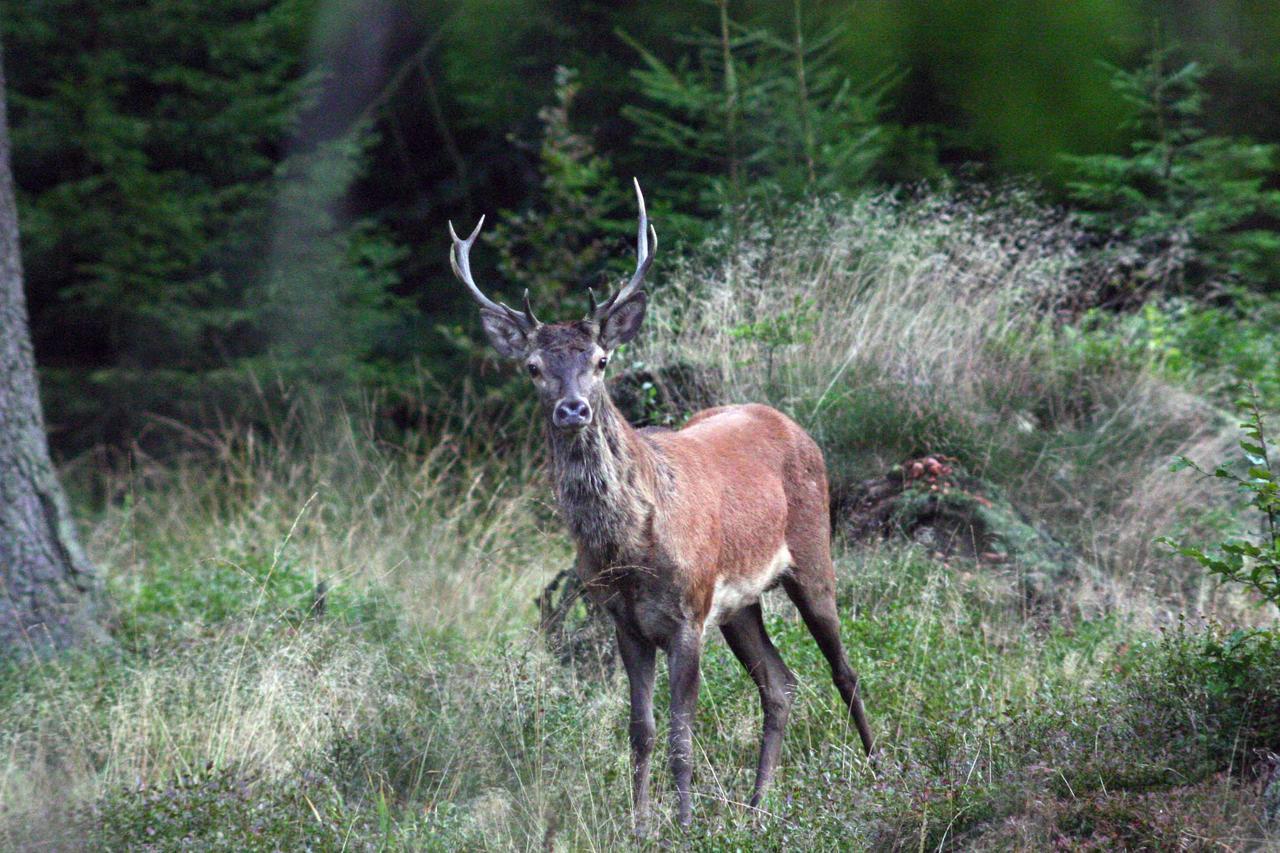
xmin=447 ymin=180 xmax=874 ymax=829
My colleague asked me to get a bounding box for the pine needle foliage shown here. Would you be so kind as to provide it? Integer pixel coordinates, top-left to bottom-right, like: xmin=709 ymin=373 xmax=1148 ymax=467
xmin=1062 ymin=43 xmax=1280 ymax=294
xmin=619 ymin=0 xmax=891 ymax=224
xmin=485 ymin=66 xmax=630 ymax=316
xmin=3 ymin=0 xmax=409 ymax=446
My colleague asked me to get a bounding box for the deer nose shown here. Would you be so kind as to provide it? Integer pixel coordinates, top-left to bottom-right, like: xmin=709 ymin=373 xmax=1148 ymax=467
xmin=553 ymin=397 xmax=592 ymax=429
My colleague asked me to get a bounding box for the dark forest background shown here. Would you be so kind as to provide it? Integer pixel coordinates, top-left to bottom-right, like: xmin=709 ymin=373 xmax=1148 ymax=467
xmin=3 ymin=0 xmax=1278 ymax=453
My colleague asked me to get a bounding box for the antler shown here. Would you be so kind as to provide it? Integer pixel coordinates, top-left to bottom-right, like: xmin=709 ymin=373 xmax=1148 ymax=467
xmin=589 ymin=178 xmax=658 ymax=323
xmin=447 ymin=215 xmax=539 ymax=330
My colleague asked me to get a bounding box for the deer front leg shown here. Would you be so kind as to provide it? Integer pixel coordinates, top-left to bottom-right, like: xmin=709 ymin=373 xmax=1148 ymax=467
xmin=666 ymin=624 xmax=703 ymax=826
xmin=617 ymin=626 xmax=657 ymax=833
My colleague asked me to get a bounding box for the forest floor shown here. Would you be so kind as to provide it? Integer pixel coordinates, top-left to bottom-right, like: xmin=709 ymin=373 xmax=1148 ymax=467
xmin=3 ymin=192 xmax=1279 ymax=850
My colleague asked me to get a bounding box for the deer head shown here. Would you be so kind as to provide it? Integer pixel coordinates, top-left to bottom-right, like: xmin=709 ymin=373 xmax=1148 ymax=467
xmin=448 ymin=179 xmax=657 ymax=431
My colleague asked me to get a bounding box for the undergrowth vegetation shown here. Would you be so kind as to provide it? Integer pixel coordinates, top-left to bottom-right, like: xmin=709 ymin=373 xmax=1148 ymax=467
xmin=3 ymin=190 xmax=1278 ymax=850
xmin=642 ymin=190 xmax=1247 ymax=609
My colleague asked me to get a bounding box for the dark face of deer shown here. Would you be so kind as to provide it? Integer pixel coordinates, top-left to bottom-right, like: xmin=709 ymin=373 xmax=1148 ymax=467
xmin=479 ymin=301 xmax=646 ymax=431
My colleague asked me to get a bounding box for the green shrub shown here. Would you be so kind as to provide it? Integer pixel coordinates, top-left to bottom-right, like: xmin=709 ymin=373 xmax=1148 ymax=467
xmin=83 ymin=762 xmax=489 ymax=851
xmin=1160 ymin=385 xmax=1280 ymax=611
xmin=1136 ymin=623 xmax=1280 ymax=775
xmin=1068 ymin=293 xmax=1280 ymax=410
xmin=111 ymin=548 xmax=314 ymax=648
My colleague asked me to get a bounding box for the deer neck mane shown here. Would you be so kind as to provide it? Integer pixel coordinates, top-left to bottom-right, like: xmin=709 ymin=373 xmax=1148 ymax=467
xmin=547 ymin=394 xmax=655 ymax=558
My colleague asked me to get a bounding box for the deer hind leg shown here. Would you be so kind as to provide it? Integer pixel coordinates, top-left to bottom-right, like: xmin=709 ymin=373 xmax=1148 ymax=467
xmin=720 ymin=602 xmax=797 ymax=810
xmin=781 ymin=549 xmax=875 ymax=757
xmin=616 ymin=626 xmax=657 ymax=833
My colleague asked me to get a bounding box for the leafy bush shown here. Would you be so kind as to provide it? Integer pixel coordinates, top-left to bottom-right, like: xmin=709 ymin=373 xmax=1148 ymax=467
xmin=1134 ymin=623 xmax=1280 ymax=776
xmin=1160 ymin=385 xmax=1280 ymax=610
xmin=87 ymin=766 xmax=358 ymax=851
xmin=83 ymin=760 xmax=490 ymax=850
xmin=110 ymin=545 xmax=330 ymax=652
xmin=1068 ymin=291 xmax=1280 ymax=410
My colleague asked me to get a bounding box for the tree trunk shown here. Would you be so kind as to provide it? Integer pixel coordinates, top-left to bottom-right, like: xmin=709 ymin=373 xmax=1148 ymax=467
xmin=0 ymin=41 xmax=106 ymax=656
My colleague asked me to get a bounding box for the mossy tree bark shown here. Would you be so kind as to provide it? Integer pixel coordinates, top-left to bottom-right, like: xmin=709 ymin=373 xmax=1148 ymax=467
xmin=0 ymin=42 xmax=106 ymax=656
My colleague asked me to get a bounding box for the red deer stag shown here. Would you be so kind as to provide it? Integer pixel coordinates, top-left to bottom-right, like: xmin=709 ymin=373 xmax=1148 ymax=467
xmin=447 ymin=181 xmax=874 ymax=828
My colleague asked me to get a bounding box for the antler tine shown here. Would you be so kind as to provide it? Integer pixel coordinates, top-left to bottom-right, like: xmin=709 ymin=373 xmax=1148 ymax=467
xmin=592 ymin=178 xmax=658 ymax=322
xmin=448 ymin=215 xmax=537 ymax=330
xmin=633 ymin=176 xmax=649 ymax=270
xmin=521 ymin=289 xmax=539 ymax=327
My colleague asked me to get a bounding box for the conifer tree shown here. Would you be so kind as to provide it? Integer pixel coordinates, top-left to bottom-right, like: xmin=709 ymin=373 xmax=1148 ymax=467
xmin=1062 ymin=43 xmax=1280 ymax=293
xmin=620 ymin=0 xmax=889 ymax=221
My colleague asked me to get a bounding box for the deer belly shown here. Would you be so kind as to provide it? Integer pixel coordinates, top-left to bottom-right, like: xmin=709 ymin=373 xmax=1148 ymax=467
xmin=705 ymin=544 xmax=792 ymax=628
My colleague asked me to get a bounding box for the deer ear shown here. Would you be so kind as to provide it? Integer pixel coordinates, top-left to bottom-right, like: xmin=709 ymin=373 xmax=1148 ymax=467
xmin=599 ymin=292 xmax=647 ymax=351
xmin=480 ymin=309 xmax=530 ymax=359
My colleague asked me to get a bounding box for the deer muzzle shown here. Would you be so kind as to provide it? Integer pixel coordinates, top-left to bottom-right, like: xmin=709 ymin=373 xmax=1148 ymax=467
xmin=553 ymin=397 xmax=592 ymax=430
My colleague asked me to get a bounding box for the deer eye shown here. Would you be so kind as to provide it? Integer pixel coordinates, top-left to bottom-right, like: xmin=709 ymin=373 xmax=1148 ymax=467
xmin=526 ymin=362 xmax=540 ymax=378
xmin=596 ymin=356 xmax=608 ymax=371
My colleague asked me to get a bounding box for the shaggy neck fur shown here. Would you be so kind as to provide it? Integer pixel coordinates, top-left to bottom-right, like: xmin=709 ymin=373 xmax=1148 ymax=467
xmin=547 ymin=394 xmax=653 ymax=559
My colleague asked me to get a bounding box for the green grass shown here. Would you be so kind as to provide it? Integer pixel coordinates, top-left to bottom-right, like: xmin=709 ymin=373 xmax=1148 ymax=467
xmin=3 ymin=529 xmax=1276 ymax=849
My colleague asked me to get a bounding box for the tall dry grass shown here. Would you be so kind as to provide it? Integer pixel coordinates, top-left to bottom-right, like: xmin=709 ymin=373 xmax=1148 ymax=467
xmin=645 ymin=191 xmax=1083 ymax=409
xmin=638 ymin=190 xmax=1243 ymax=620
xmin=1 ymin=393 xmax=570 ymax=844
xmin=80 ymin=390 xmax=566 ymax=642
